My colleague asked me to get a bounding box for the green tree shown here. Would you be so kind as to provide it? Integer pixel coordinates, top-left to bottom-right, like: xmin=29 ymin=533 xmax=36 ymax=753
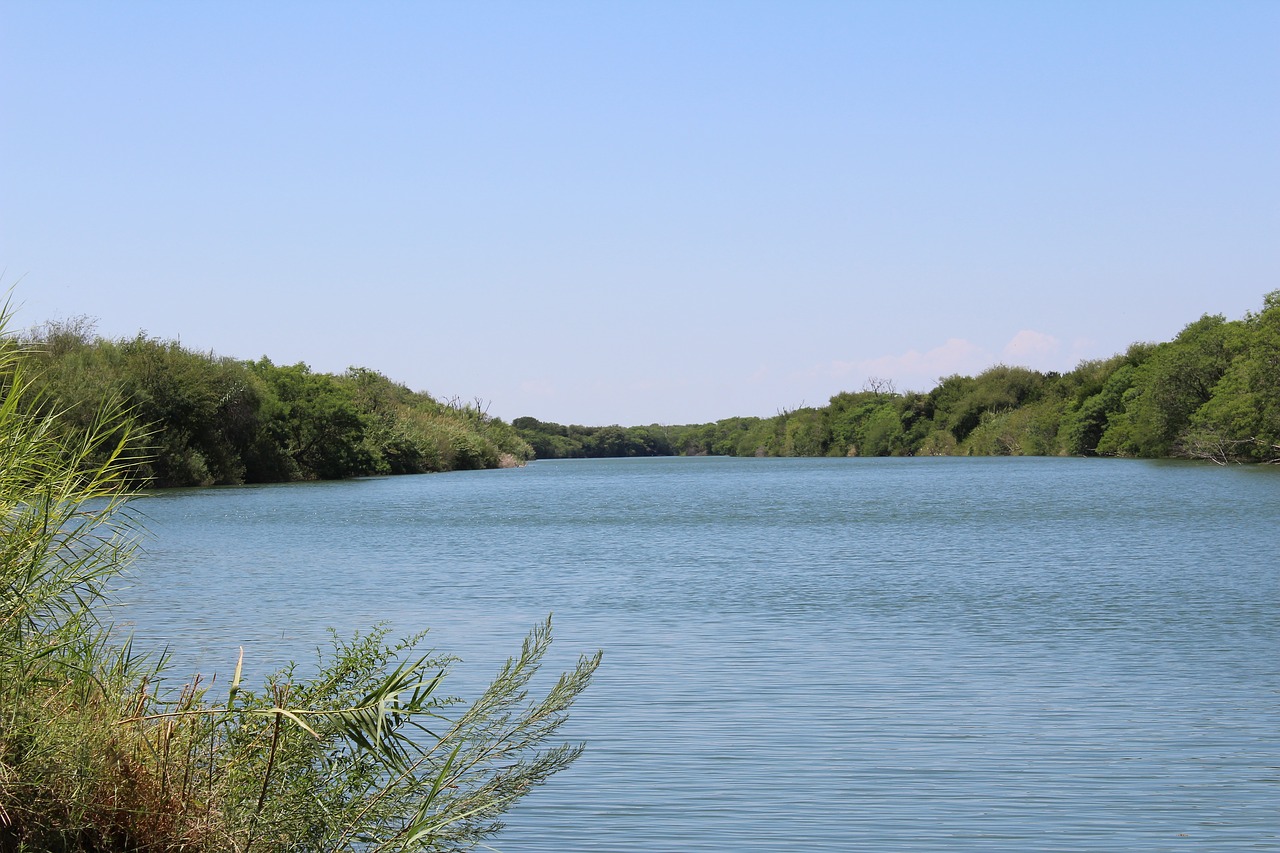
xmin=250 ymin=359 xmax=372 ymax=480
xmin=1061 ymin=362 xmax=1137 ymax=455
xmin=1102 ymin=315 xmax=1235 ymax=457
xmin=934 ymin=366 xmax=1046 ymax=443
xmin=1182 ymin=291 xmax=1280 ymax=462
xmin=859 ymin=404 xmax=906 ymax=456
xmin=826 ymin=391 xmax=880 ymax=456
xmin=782 ymin=408 xmax=829 ymax=456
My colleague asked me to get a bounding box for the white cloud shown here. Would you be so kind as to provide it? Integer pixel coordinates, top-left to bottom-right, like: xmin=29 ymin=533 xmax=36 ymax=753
xmin=856 ymin=337 xmax=990 ymax=382
xmin=1001 ymin=329 xmax=1060 ymax=363
xmin=816 ymin=338 xmax=992 ymax=392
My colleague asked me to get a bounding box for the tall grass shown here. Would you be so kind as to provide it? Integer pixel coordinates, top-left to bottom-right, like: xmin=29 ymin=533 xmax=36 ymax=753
xmin=0 ymin=307 xmax=600 ymax=851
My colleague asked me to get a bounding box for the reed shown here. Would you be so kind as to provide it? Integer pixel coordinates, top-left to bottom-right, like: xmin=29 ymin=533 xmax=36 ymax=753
xmin=0 ymin=305 xmax=600 ymax=852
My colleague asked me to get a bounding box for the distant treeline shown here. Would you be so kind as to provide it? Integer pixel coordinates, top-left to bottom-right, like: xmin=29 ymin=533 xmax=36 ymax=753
xmin=510 ymin=420 xmax=678 ymax=460
xmin=17 ymin=321 xmax=533 ymax=487
xmin=516 ymin=292 xmax=1280 ymax=465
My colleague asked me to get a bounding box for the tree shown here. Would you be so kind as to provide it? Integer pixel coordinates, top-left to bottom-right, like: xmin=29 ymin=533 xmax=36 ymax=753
xmin=1061 ymin=363 xmax=1137 ymax=455
xmin=859 ymin=404 xmax=906 ymax=456
xmin=782 ymin=408 xmax=829 ymax=456
xmin=250 ymin=359 xmax=372 ymax=480
xmin=1106 ymin=315 xmax=1235 ymax=457
xmin=1182 ymin=292 xmax=1280 ymax=463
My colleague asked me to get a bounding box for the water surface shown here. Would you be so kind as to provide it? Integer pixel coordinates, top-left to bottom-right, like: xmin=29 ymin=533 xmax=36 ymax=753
xmin=123 ymin=457 xmax=1280 ymax=851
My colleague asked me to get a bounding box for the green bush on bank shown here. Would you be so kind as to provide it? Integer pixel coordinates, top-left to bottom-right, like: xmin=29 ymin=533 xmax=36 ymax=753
xmin=0 ymin=309 xmax=599 ymax=851
xmin=16 ymin=324 xmax=533 ymax=487
xmin=517 ymin=292 xmax=1280 ymax=464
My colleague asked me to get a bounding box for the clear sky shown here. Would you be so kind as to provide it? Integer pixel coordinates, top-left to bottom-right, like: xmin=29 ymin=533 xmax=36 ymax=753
xmin=3 ymin=2 xmax=1277 ymax=426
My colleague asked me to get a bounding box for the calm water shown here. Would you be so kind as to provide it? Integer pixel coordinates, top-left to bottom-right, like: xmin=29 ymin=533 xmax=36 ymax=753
xmin=120 ymin=457 xmax=1279 ymax=852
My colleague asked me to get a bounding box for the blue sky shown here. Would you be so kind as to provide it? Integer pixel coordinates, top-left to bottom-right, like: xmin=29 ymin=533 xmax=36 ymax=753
xmin=3 ymin=2 xmax=1277 ymax=425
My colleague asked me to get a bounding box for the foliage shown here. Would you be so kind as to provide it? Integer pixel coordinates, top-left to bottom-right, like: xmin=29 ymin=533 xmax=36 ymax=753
xmin=825 ymin=390 xmax=908 ymax=457
xmin=0 ymin=308 xmax=599 ymax=850
xmin=1098 ymin=314 xmax=1236 ymax=457
xmin=1179 ymin=291 xmax=1280 ymax=463
xmin=512 ymin=418 xmax=675 ymax=459
xmin=20 ymin=292 xmax=1280 ymax=469
xmin=17 ymin=327 xmax=532 ymax=487
xmin=1059 ymin=359 xmax=1137 ymax=456
xmin=782 ymin=408 xmax=829 ymax=457
xmin=518 ymin=293 xmax=1279 ymax=465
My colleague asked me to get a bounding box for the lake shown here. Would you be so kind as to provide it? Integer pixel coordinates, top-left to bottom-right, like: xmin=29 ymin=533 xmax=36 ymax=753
xmin=120 ymin=456 xmax=1279 ymax=851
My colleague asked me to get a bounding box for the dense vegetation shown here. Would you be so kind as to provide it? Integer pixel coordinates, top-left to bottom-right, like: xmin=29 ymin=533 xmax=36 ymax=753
xmin=517 ymin=292 xmax=1280 ymax=465
xmin=15 ymin=292 xmax=1279 ymax=481
xmin=0 ymin=308 xmax=599 ymax=850
xmin=18 ymin=319 xmax=533 ymax=487
xmin=510 ymin=419 xmax=677 ymax=460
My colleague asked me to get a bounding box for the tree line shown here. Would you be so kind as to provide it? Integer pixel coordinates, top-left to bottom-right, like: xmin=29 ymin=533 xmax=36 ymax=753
xmin=516 ymin=292 xmax=1280 ymax=465
xmin=18 ymin=320 xmax=534 ymax=487
xmin=17 ymin=292 xmax=1278 ymax=484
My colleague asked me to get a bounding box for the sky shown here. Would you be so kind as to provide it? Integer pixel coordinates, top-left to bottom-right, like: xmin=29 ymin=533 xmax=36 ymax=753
xmin=2 ymin=2 xmax=1277 ymax=426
